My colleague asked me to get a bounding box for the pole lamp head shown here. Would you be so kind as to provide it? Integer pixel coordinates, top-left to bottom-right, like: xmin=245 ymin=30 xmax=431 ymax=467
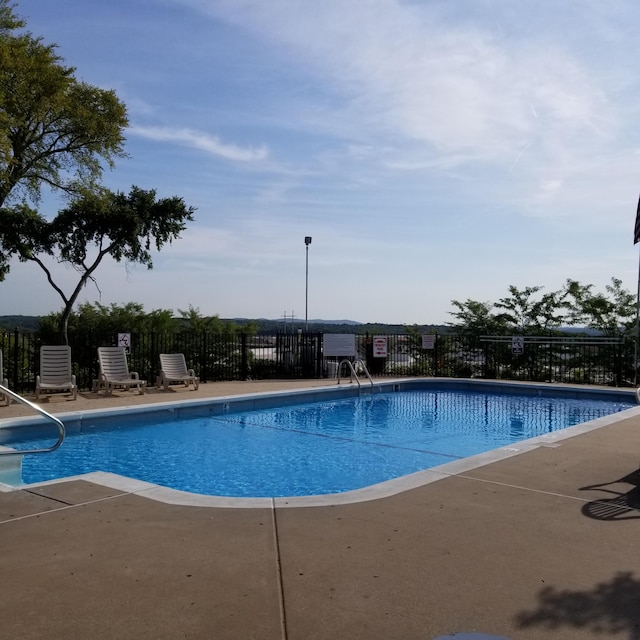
xmin=305 ymin=236 xmax=312 ymax=246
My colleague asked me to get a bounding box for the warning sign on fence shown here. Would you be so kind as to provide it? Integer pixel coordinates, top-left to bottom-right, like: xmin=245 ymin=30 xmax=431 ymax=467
xmin=511 ymin=336 xmax=524 ymax=355
xmin=373 ymin=336 xmax=387 ymax=358
xmin=422 ymin=334 xmax=436 ymax=350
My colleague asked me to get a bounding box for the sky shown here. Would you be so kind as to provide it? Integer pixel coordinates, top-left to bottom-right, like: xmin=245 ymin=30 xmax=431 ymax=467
xmin=4 ymin=0 xmax=640 ymax=325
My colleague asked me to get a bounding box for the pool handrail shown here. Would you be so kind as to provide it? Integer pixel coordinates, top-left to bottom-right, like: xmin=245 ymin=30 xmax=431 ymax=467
xmin=337 ymin=358 xmax=374 ymax=391
xmin=0 ymin=384 xmax=66 ymax=456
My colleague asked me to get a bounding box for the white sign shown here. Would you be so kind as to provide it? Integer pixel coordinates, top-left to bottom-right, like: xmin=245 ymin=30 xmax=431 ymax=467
xmin=422 ymin=334 xmax=436 ymax=350
xmin=118 ymin=333 xmax=131 ymax=349
xmin=373 ymin=336 xmax=387 ymax=358
xmin=323 ymin=334 xmax=356 ymax=357
xmin=511 ymin=336 xmax=524 ymax=355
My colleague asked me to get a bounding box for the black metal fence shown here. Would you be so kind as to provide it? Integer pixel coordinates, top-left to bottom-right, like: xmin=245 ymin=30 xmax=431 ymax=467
xmin=0 ymin=329 xmax=634 ymax=394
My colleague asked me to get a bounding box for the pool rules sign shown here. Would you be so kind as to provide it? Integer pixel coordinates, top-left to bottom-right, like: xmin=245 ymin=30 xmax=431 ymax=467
xmin=511 ymin=336 xmax=524 ymax=355
xmin=373 ymin=336 xmax=387 ymax=357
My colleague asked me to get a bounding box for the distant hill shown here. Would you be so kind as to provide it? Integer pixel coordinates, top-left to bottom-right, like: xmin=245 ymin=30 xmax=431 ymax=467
xmin=557 ymin=326 xmax=603 ymax=336
xmin=308 ymin=319 xmax=362 ymax=325
xmin=0 ymin=315 xmax=607 ymax=336
xmin=232 ymin=317 xmax=362 ymax=325
xmin=231 ymin=318 xmax=445 ymax=334
xmin=233 ymin=318 xmax=365 ymax=334
xmin=0 ymin=315 xmax=41 ymax=331
xmin=0 ymin=315 xmax=443 ymax=335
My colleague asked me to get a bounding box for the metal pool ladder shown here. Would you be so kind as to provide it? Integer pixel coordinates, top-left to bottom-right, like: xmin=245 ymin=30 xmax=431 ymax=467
xmin=0 ymin=384 xmax=66 ymax=456
xmin=337 ymin=359 xmax=375 ymax=393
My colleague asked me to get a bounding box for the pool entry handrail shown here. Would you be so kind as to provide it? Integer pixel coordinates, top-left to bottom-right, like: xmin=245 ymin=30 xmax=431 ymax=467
xmin=337 ymin=359 xmax=374 ymax=392
xmin=0 ymin=384 xmax=66 ymax=456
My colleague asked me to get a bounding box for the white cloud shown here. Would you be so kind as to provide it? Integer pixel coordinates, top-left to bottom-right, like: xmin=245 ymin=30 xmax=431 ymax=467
xmin=184 ymin=1 xmax=614 ymax=158
xmin=9 ymin=0 xmax=640 ymax=323
xmin=128 ymin=125 xmax=269 ymax=162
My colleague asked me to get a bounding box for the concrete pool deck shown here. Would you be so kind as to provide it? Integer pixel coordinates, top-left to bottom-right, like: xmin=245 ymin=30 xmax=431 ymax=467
xmin=2 ymin=380 xmax=640 ymax=639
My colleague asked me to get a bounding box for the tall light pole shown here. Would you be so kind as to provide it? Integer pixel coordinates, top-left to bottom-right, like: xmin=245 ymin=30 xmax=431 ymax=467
xmin=304 ymin=236 xmax=312 ymax=332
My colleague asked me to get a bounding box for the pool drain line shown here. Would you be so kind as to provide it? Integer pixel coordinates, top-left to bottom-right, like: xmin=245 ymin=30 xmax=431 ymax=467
xmin=210 ymin=415 xmax=464 ymax=460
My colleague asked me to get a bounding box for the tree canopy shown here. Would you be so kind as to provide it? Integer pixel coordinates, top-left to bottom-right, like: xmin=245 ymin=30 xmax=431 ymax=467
xmin=449 ymin=279 xmax=637 ymax=338
xmin=3 ymin=186 xmax=196 ymax=343
xmin=448 ymin=299 xmax=507 ymax=337
xmin=0 ymin=0 xmax=128 ymax=278
xmin=38 ymin=302 xmax=256 ymax=340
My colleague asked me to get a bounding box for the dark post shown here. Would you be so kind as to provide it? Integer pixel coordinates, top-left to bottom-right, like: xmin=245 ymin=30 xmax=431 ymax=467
xmin=150 ymin=331 xmax=156 ymax=386
xmin=12 ymin=327 xmax=19 ymax=390
xmin=199 ymin=332 xmax=207 ymax=383
xmin=304 ymin=236 xmax=312 ymax=332
xmin=616 ymin=342 xmax=622 ymax=387
xmin=241 ymin=333 xmax=249 ymax=380
xmin=482 ymin=340 xmax=488 ymax=379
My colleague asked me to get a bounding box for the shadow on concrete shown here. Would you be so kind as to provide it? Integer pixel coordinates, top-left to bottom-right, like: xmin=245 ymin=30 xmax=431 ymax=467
xmin=580 ymin=469 xmax=640 ymax=521
xmin=515 ymin=572 xmax=640 ymax=639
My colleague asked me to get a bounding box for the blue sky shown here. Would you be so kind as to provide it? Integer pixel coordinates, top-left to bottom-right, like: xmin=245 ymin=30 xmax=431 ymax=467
xmin=4 ymin=0 xmax=640 ymax=325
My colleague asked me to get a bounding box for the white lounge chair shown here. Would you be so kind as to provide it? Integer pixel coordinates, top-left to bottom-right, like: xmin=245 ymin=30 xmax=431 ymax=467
xmin=36 ymin=345 xmax=78 ymax=401
xmin=158 ymin=353 xmax=200 ymax=391
xmin=0 ymin=350 xmax=9 ymax=406
xmin=97 ymin=346 xmax=146 ymax=395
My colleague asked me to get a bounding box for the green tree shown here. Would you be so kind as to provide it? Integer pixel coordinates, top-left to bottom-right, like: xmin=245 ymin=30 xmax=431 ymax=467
xmin=566 ymin=277 xmax=636 ymax=337
xmin=146 ymin=308 xmax=178 ymax=333
xmin=0 ymin=0 xmax=128 ymax=278
xmin=494 ymin=285 xmax=569 ymax=334
xmin=560 ymin=279 xmax=592 ymax=328
xmin=40 ymin=301 xmax=180 ymax=341
xmin=448 ymin=299 xmax=507 ymax=336
xmin=178 ymin=305 xmax=258 ymax=334
xmin=0 ymin=0 xmax=21 ymax=33
xmin=3 ymin=186 xmax=195 ymax=343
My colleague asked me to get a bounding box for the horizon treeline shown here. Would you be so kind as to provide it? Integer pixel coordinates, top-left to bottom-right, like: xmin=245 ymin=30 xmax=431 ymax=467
xmin=1 ymin=277 xmax=635 ymax=337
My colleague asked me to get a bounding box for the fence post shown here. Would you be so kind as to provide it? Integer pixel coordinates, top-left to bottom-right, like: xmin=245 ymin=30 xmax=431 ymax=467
xmin=150 ymin=331 xmax=156 ymax=386
xmin=201 ymin=332 xmax=208 ymax=383
xmin=616 ymin=342 xmax=622 ymax=387
xmin=316 ymin=333 xmax=322 ymax=377
xmin=241 ymin=333 xmax=248 ymax=380
xmin=12 ymin=327 xmax=19 ymax=390
xmin=482 ymin=340 xmax=488 ymax=378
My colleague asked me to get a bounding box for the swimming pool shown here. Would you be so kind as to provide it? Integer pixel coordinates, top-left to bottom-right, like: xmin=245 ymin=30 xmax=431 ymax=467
xmin=1 ymin=380 xmax=637 ymax=503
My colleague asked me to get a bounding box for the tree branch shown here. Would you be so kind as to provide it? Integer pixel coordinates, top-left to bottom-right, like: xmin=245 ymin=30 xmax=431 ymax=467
xmin=27 ymin=255 xmax=69 ymax=306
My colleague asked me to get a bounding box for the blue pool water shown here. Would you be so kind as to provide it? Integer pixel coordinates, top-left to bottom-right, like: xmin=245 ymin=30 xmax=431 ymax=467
xmin=16 ymin=389 xmax=636 ymax=497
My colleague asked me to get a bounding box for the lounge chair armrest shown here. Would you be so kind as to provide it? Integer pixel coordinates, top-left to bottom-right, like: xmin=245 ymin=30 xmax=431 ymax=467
xmin=130 ymin=372 xmax=140 ymax=380
xmin=188 ymin=369 xmax=196 ymax=376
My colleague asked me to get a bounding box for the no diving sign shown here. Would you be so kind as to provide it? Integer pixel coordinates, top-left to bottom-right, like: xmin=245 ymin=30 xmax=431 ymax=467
xmin=511 ymin=336 xmax=524 ymax=355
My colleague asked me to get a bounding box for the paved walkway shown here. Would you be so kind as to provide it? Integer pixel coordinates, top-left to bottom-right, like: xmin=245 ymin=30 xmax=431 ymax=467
xmin=2 ymin=381 xmax=640 ymax=639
